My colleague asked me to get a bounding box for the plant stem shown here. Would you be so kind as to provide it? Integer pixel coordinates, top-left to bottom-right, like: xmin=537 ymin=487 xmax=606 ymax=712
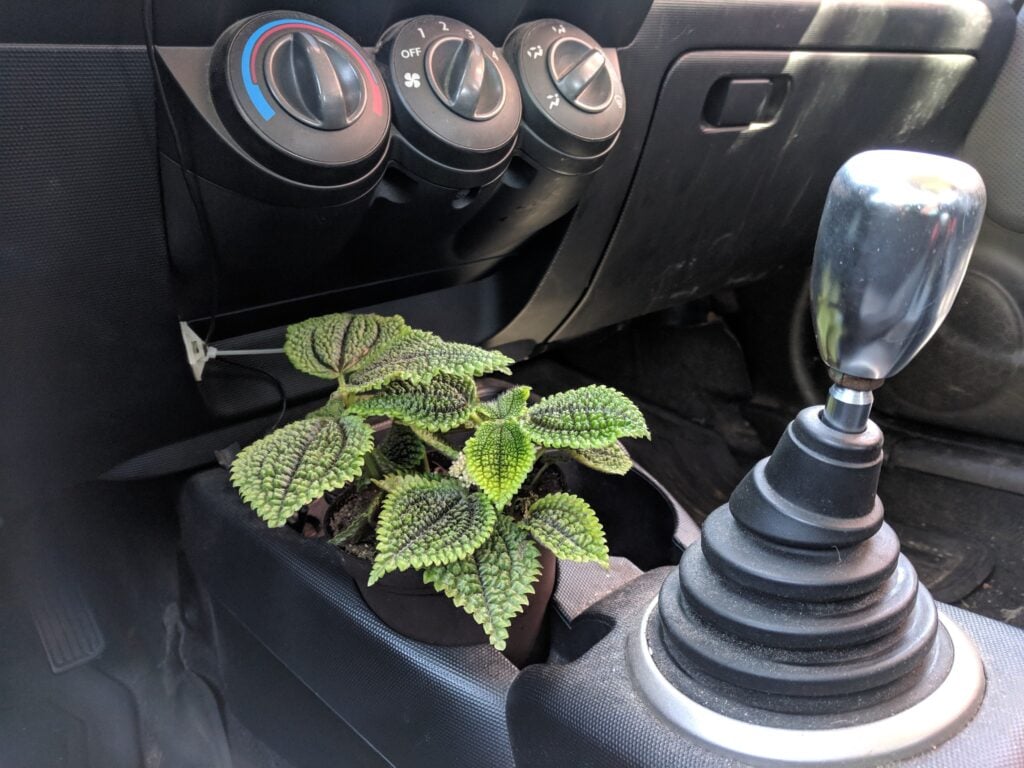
xmin=363 ymin=451 xmax=384 ymax=480
xmin=528 ymin=461 xmax=554 ymax=492
xmin=411 ymin=426 xmax=459 ymax=460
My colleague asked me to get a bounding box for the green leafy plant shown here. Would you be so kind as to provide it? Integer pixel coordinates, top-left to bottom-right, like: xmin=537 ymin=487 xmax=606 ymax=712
xmin=231 ymin=312 xmax=650 ymax=650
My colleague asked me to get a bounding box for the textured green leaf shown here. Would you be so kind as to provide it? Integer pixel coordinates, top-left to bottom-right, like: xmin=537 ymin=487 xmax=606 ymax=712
xmin=463 ymin=420 xmax=536 ymax=508
xmin=424 ymin=516 xmax=542 ymax=650
xmin=524 ymin=493 xmax=609 ymax=565
xmin=478 ymin=386 xmax=531 ymax=420
xmin=369 ymin=476 xmax=496 ymax=584
xmin=522 ymin=385 xmax=650 ymax=449
xmin=345 ymin=330 xmax=513 ymax=392
xmin=376 ymin=425 xmax=427 ymax=475
xmin=284 ymin=313 xmax=409 ymax=380
xmin=350 ymin=373 xmax=477 ymax=432
xmin=230 ymin=414 xmax=375 ymax=527
xmin=568 ymin=441 xmax=633 ymax=475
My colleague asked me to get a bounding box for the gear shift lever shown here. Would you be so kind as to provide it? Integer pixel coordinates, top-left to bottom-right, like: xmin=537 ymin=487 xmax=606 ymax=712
xmin=631 ymin=151 xmax=987 ymax=766
xmin=813 ymin=151 xmax=985 ymax=433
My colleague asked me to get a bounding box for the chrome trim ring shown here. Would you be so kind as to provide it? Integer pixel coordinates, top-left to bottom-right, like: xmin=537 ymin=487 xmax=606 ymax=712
xmin=629 ymin=599 xmax=985 ymax=767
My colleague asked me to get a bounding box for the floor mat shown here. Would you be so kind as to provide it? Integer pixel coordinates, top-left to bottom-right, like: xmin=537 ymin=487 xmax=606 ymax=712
xmin=880 ymin=467 xmax=1024 ymax=627
xmin=0 ymin=578 xmax=141 ymax=768
xmin=0 ymin=479 xmax=291 ymax=768
xmin=889 ymin=522 xmax=995 ymax=604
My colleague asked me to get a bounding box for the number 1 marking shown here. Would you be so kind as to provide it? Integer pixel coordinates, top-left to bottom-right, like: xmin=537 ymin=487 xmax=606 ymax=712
xmin=417 ymin=27 xmax=425 ymax=38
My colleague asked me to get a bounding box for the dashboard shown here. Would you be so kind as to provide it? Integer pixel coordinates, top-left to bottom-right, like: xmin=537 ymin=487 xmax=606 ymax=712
xmin=157 ymin=7 xmax=631 ymax=335
xmin=144 ymin=0 xmax=1016 ymax=347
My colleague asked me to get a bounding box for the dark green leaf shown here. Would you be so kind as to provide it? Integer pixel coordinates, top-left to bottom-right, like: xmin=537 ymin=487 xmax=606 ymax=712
xmin=329 ymin=493 xmax=381 ymax=546
xmin=345 ymin=331 xmax=513 ymax=392
xmin=423 ymin=516 xmax=542 ymax=650
xmin=230 ymin=414 xmax=374 ymax=527
xmin=522 ymin=385 xmax=650 ymax=449
xmin=523 ymin=493 xmax=608 ymax=565
xmin=369 ymin=476 xmax=496 ymax=584
xmin=350 ymin=373 xmax=477 ymax=432
xmin=284 ymin=313 xmax=408 ymax=380
xmin=376 ymin=425 xmax=427 ymax=475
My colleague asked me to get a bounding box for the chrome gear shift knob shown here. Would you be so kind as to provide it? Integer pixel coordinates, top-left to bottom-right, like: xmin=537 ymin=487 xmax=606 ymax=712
xmin=811 ymin=150 xmax=986 ymax=431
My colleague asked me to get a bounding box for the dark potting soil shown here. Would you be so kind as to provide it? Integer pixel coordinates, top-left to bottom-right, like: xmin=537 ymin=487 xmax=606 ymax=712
xmin=326 ymin=486 xmax=379 ymax=561
xmin=509 ymin=463 xmax=565 ymax=518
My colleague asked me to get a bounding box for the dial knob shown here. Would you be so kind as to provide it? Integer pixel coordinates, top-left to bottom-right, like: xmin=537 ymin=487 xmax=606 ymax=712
xmin=548 ymin=37 xmax=614 ymax=113
xmin=211 ymin=12 xmax=391 ymax=187
xmin=264 ymin=31 xmax=366 ymax=130
xmin=426 ymin=37 xmax=506 ymax=120
xmin=378 ymin=16 xmax=521 ymax=187
xmin=504 ymin=20 xmax=625 ymax=172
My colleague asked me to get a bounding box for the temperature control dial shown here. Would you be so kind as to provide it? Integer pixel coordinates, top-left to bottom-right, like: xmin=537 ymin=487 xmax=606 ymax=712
xmin=264 ymin=31 xmax=366 ymax=129
xmin=211 ymin=11 xmax=390 ymax=186
xmin=505 ymin=20 xmax=625 ymax=172
xmin=377 ymin=16 xmax=521 ymax=187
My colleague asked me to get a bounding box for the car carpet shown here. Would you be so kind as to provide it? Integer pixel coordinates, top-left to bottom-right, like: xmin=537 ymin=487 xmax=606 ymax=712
xmin=0 ymin=480 xmax=293 ymax=768
xmin=879 ymin=467 xmax=1024 ymax=627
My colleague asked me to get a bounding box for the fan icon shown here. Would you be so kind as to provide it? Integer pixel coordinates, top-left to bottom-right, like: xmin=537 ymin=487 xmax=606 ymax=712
xmin=403 ymin=72 xmax=421 ymax=89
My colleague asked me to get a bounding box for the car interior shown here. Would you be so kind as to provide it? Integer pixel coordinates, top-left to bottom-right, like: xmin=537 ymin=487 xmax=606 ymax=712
xmin=2 ymin=0 xmax=1024 ymax=765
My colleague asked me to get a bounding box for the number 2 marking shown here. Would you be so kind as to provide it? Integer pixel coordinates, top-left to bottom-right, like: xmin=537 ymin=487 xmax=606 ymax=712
xmin=438 ymin=20 xmax=449 ymax=31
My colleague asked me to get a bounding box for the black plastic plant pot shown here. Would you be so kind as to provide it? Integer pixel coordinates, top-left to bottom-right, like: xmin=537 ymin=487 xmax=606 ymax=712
xmin=336 ymin=546 xmax=556 ymax=667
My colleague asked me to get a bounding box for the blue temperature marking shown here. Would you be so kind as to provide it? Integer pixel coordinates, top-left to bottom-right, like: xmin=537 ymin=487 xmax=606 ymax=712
xmin=240 ymin=18 xmax=374 ymax=123
xmin=241 ymin=19 xmax=304 ymax=121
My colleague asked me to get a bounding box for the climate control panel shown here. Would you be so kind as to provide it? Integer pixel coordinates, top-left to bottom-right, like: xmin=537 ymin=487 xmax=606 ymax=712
xmin=156 ymin=10 xmax=627 ymax=331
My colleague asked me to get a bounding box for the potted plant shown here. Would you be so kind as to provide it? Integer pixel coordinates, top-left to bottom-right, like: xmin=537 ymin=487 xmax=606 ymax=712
xmin=229 ymin=312 xmax=650 ymax=662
